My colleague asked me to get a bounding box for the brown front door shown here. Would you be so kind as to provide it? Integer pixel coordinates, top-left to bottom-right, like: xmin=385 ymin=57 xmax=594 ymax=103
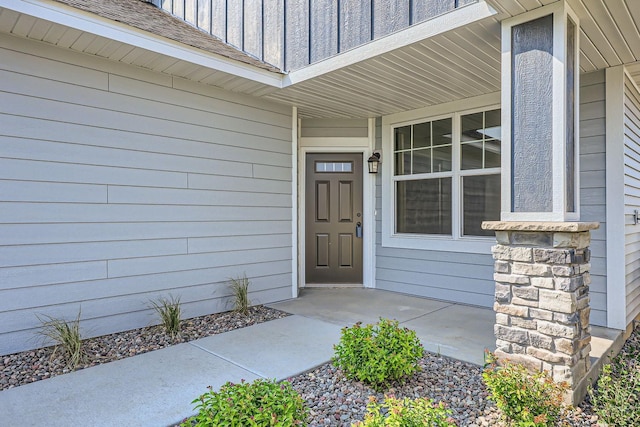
xmin=305 ymin=153 xmax=363 ymax=284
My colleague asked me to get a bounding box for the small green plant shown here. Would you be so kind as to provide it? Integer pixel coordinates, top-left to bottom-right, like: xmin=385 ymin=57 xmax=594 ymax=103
xmin=588 ymin=340 xmax=640 ymax=427
xmin=352 ymin=395 xmax=456 ymax=427
xmin=482 ymin=352 xmax=568 ymax=427
xmin=36 ymin=309 xmax=85 ymax=370
xmin=149 ymin=295 xmax=182 ymax=339
xmin=229 ymin=274 xmax=251 ymax=315
xmin=333 ymin=318 xmax=424 ymax=390
xmin=182 ymin=378 xmax=308 ymax=427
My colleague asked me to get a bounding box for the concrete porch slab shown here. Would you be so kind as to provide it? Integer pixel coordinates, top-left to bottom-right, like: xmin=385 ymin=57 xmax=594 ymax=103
xmin=268 ymin=288 xmax=494 ymax=366
xmin=404 ymin=303 xmax=495 ymax=365
xmin=190 ymin=315 xmax=343 ymax=380
xmin=268 ymin=288 xmax=453 ymax=326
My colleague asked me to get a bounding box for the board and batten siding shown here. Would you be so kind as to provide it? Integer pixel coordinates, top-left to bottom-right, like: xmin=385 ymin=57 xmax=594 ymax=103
xmin=372 ymin=72 xmax=609 ymax=325
xmin=0 ymin=33 xmax=293 ymax=356
xmin=157 ymin=0 xmax=477 ymax=71
xmin=623 ymin=72 xmax=640 ymax=326
xmin=580 ymin=70 xmax=607 ymax=327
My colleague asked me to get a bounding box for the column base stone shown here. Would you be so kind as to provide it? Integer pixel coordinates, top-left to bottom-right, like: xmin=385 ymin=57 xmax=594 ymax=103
xmin=483 ymin=221 xmax=599 ymax=406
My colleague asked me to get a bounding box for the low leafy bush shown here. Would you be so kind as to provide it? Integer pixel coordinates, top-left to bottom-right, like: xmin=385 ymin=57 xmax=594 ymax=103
xmin=36 ymin=309 xmax=85 ymax=370
xmin=182 ymin=378 xmax=308 ymax=427
xmin=333 ymin=318 xmax=423 ymax=390
xmin=482 ymin=353 xmax=568 ymax=427
xmin=588 ymin=332 xmax=640 ymax=427
xmin=149 ymin=295 xmax=182 ymax=339
xmin=352 ymin=395 xmax=456 ymax=427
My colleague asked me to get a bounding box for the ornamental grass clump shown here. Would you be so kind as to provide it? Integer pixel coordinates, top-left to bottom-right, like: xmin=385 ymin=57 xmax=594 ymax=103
xmin=588 ymin=328 xmax=640 ymax=427
xmin=482 ymin=352 xmax=568 ymax=427
xmin=352 ymin=395 xmax=456 ymax=427
xmin=36 ymin=309 xmax=85 ymax=370
xmin=149 ymin=295 xmax=182 ymax=339
xmin=229 ymin=274 xmax=251 ymax=316
xmin=182 ymin=378 xmax=308 ymax=427
xmin=333 ymin=318 xmax=424 ymax=391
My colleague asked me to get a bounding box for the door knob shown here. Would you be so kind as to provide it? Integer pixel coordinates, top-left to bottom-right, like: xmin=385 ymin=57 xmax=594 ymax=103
xmin=356 ymin=222 xmax=363 ymax=238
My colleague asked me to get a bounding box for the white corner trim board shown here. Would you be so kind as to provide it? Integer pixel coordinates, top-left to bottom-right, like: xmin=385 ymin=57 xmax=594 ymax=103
xmin=605 ymin=66 xmax=628 ymax=330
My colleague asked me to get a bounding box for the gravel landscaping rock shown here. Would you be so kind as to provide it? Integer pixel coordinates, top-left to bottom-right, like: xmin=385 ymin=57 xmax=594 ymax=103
xmin=4 ymin=305 xmax=638 ymax=427
xmin=0 ymin=305 xmax=289 ymax=391
xmin=287 ymin=353 xmax=600 ymax=427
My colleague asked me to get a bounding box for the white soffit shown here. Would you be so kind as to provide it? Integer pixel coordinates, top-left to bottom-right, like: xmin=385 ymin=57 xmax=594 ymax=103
xmin=489 ymin=0 xmax=640 ymax=73
xmin=264 ymin=16 xmax=503 ymax=118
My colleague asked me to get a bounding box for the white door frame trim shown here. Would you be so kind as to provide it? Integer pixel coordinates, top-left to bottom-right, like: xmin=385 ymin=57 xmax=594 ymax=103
xmin=298 ymin=124 xmax=376 ymax=289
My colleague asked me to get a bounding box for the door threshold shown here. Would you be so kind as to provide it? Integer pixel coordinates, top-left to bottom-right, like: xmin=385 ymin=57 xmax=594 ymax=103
xmin=304 ymin=283 xmax=363 ymax=288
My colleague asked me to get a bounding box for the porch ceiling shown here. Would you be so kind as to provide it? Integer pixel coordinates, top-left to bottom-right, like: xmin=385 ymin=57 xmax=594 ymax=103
xmin=2 ymin=1 xmax=640 ymax=119
xmin=269 ymin=0 xmax=640 ymax=118
xmin=261 ymin=17 xmax=503 ymax=119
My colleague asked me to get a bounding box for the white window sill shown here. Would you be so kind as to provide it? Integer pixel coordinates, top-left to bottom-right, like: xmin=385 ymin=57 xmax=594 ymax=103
xmin=381 ymin=234 xmax=495 ymax=254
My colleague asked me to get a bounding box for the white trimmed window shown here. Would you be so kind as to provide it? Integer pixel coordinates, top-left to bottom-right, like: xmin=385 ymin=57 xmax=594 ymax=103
xmin=382 ymin=104 xmax=501 ymax=253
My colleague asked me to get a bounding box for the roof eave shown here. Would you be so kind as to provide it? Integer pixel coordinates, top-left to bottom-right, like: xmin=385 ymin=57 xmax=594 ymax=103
xmin=1 ymin=0 xmax=284 ymax=88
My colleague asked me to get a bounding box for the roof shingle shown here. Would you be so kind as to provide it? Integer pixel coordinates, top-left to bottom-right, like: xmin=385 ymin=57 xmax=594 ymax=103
xmin=52 ymin=0 xmax=282 ymax=73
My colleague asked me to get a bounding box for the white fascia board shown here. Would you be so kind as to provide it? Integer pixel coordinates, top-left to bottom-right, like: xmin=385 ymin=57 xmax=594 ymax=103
xmin=283 ymin=1 xmax=499 ymax=86
xmin=2 ymin=0 xmax=284 ymax=88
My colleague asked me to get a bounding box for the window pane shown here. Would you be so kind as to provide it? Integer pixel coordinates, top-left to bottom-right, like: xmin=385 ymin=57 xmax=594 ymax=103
xmin=395 ymin=151 xmax=411 ymax=175
xmin=460 ymin=109 xmax=501 ymax=170
xmin=315 ymin=162 xmax=352 ymax=173
xmin=412 ymin=148 xmax=431 ymax=174
xmin=413 ymin=122 xmax=431 ymax=148
xmin=461 ymin=112 xmax=484 ymax=142
xmin=461 ymin=142 xmax=483 ymax=170
xmin=395 ymin=126 xmax=411 ymax=150
xmin=396 ymin=178 xmax=452 ymax=235
xmin=432 ymin=145 xmax=451 ymax=172
xmin=432 ymin=118 xmax=452 ymax=146
xmin=462 ymin=174 xmax=501 ymax=236
xmin=485 ymin=109 xmax=501 ymax=131
xmin=485 ymin=139 xmax=501 ymax=168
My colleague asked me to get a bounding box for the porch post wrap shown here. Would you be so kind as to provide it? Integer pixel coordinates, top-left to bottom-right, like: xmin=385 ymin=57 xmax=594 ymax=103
xmin=483 ymin=221 xmax=599 ymax=405
xmin=501 ymin=2 xmax=580 ymax=222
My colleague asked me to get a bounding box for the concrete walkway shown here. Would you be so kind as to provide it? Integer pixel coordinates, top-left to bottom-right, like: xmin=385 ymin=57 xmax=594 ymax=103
xmin=0 ymin=288 xmax=622 ymax=427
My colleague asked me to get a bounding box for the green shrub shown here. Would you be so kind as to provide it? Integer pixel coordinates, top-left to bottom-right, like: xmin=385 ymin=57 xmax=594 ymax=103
xmin=333 ymin=318 xmax=424 ymax=390
xmin=352 ymin=395 xmax=456 ymax=427
xmin=149 ymin=295 xmax=182 ymax=339
xmin=229 ymin=274 xmax=251 ymax=316
xmin=182 ymin=378 xmax=308 ymax=427
xmin=36 ymin=309 xmax=85 ymax=370
xmin=588 ymin=348 xmax=640 ymax=426
xmin=482 ymin=353 xmax=568 ymax=427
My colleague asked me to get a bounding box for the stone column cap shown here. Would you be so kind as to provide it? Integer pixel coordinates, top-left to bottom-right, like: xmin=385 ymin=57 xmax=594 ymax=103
xmin=482 ymin=221 xmax=600 ymax=232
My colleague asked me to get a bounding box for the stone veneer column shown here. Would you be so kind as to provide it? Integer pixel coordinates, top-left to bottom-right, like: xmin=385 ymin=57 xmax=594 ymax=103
xmin=482 ymin=221 xmax=599 ymax=405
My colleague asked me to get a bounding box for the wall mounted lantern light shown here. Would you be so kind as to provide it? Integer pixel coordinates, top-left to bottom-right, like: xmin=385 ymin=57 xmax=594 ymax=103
xmin=367 ymin=151 xmax=381 ymax=174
